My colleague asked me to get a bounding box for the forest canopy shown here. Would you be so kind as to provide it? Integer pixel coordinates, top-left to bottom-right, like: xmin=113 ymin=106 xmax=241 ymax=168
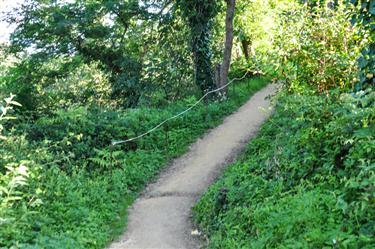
xmin=0 ymin=0 xmax=373 ymax=111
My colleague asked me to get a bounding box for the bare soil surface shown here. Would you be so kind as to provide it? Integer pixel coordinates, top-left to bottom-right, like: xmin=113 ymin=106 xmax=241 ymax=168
xmin=109 ymin=84 xmax=277 ymax=249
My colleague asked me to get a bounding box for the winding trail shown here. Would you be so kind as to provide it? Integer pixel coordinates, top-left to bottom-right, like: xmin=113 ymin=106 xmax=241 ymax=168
xmin=109 ymin=84 xmax=277 ymax=249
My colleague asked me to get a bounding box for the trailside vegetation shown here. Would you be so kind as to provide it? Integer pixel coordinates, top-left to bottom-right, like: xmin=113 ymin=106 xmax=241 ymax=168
xmin=194 ymin=90 xmax=374 ymax=248
xmin=0 ymin=76 xmax=269 ymax=248
xmin=193 ymin=0 xmax=374 ymax=248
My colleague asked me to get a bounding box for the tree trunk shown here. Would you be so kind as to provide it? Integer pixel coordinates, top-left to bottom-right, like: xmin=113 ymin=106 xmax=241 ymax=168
xmin=214 ymin=63 xmax=221 ymax=88
xmin=241 ymin=39 xmax=250 ymax=60
xmin=178 ymin=0 xmax=218 ymax=95
xmin=220 ymin=0 xmax=236 ymax=95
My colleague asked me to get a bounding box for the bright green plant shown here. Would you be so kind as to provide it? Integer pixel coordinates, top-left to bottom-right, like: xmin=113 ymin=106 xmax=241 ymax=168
xmin=271 ymin=2 xmax=368 ymax=93
xmin=0 ymin=94 xmax=21 ymax=140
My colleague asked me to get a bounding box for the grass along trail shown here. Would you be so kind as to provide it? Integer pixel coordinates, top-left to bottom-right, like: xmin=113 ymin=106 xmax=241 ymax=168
xmin=109 ymin=84 xmax=277 ymax=249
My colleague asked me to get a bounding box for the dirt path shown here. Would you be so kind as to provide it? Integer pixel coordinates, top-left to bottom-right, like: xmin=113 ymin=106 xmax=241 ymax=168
xmin=109 ymin=84 xmax=277 ymax=249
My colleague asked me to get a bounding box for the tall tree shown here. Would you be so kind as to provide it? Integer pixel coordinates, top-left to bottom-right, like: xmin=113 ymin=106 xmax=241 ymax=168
xmin=219 ymin=0 xmax=236 ymax=92
xmin=177 ymin=0 xmax=220 ymax=94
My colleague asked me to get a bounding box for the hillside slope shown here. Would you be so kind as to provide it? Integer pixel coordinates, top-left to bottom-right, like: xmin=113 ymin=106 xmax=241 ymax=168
xmin=194 ymin=90 xmax=375 ymax=248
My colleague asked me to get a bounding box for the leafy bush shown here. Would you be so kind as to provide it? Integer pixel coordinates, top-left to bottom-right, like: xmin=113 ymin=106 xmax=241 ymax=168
xmin=350 ymin=0 xmax=375 ymax=89
xmin=271 ymin=3 xmax=368 ymax=93
xmin=193 ymin=89 xmax=375 ymax=248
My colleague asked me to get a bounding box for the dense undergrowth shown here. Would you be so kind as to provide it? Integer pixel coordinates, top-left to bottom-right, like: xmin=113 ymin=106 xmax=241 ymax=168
xmin=0 ymin=76 xmax=269 ymax=249
xmin=193 ymin=88 xmax=374 ymax=248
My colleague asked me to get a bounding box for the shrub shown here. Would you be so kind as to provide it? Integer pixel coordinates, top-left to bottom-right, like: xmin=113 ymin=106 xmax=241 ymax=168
xmin=271 ymin=3 xmax=368 ymax=93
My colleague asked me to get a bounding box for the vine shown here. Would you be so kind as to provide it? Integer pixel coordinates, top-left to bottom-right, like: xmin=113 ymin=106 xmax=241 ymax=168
xmin=177 ymin=0 xmax=221 ymax=93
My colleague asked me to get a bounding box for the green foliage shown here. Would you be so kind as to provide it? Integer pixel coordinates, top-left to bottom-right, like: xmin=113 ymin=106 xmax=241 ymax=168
xmin=142 ymin=9 xmax=196 ymax=104
xmin=271 ymin=2 xmax=367 ymax=93
xmin=193 ymin=89 xmax=375 ymax=248
xmin=2 ymin=0 xmax=200 ymax=109
xmin=349 ymin=0 xmax=375 ymax=89
xmin=1 ymin=57 xmax=113 ymax=112
xmin=229 ymin=1 xmax=372 ymax=94
xmin=6 ymin=0 xmax=148 ymax=107
xmin=177 ymin=0 xmax=221 ymax=93
xmin=233 ymin=0 xmax=296 ymax=60
xmin=0 ymin=94 xmax=21 ymax=140
xmin=225 ymin=0 xmax=299 ymax=70
xmin=0 ymin=77 xmax=269 ymax=248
